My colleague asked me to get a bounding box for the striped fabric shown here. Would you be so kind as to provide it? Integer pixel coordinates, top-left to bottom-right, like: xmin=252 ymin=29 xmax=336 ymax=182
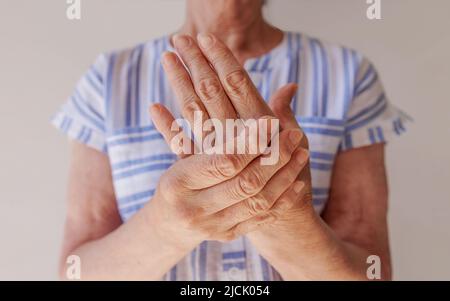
xmin=52 ymin=32 xmax=408 ymax=280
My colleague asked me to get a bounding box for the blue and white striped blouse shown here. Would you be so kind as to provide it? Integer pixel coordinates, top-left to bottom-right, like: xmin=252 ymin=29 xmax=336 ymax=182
xmin=52 ymin=32 xmax=408 ymax=281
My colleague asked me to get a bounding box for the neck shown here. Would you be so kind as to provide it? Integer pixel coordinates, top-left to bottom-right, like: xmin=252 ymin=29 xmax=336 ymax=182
xmin=177 ymin=8 xmax=283 ymax=64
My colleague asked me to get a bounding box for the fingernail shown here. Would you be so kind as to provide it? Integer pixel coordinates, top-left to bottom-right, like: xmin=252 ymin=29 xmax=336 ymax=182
xmin=293 ymin=181 xmax=304 ymax=193
xmin=173 ymin=34 xmax=191 ymax=49
xmin=296 ymin=148 xmax=308 ymax=165
xmin=289 ymin=130 xmax=302 ymax=146
xmin=197 ymin=33 xmax=213 ymax=49
xmin=162 ymin=52 xmax=177 ymax=67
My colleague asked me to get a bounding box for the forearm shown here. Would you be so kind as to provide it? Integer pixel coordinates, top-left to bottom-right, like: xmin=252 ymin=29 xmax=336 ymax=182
xmin=247 ymin=208 xmax=370 ymax=280
xmin=60 ymin=201 xmax=190 ymax=280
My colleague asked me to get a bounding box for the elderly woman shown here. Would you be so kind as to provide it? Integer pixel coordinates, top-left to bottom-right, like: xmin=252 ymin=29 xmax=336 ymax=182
xmin=53 ymin=0 xmax=407 ymax=280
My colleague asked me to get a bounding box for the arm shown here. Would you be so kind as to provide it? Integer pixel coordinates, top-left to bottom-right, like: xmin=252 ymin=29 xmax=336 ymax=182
xmin=59 ymin=141 xmax=188 ymax=280
xmin=61 ymin=126 xmax=306 ymax=280
xmin=247 ymin=144 xmax=391 ymax=280
xmin=323 ymin=143 xmax=391 ymax=279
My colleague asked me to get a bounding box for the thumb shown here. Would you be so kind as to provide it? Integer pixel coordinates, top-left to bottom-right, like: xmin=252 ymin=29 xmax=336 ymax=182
xmin=269 ymin=83 xmax=300 ymax=130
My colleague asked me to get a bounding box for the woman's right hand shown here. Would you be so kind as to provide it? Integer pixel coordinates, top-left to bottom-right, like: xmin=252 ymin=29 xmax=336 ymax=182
xmin=147 ymin=108 xmax=310 ymax=253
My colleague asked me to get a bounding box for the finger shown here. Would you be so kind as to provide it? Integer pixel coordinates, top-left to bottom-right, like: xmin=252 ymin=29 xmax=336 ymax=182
xmin=161 ymin=51 xmax=210 ymax=143
xmin=269 ymin=83 xmax=309 ymax=150
xmin=149 ymin=104 xmax=194 ymax=158
xmin=268 ymin=179 xmax=313 ymax=214
xmin=197 ymin=33 xmax=273 ymax=119
xmin=298 ymin=160 xmax=312 ymax=193
xmin=195 ymin=129 xmax=304 ymax=213
xmin=269 ymin=83 xmax=301 ymax=130
xmin=230 ymin=180 xmax=308 ymax=237
xmin=208 ymin=147 xmax=309 ymax=230
xmin=165 ymin=116 xmax=278 ymax=190
xmin=172 ymin=34 xmax=237 ymax=122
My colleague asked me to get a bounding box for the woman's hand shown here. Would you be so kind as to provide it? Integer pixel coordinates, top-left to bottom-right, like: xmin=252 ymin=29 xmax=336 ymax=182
xmin=153 ymin=33 xmax=313 ymax=235
xmin=147 ymin=113 xmax=309 ymax=252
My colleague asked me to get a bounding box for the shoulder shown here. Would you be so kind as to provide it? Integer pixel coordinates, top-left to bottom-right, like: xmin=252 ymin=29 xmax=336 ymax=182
xmin=286 ymin=32 xmax=382 ymax=118
xmin=295 ymin=32 xmax=370 ymax=73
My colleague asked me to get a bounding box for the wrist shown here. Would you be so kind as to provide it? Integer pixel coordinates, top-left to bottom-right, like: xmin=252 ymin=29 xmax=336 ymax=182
xmin=143 ymin=199 xmax=197 ymax=255
xmin=249 ymin=201 xmax=317 ymax=239
xmin=246 ymin=208 xmax=363 ymax=280
xmin=246 ymin=205 xmax=324 ymax=270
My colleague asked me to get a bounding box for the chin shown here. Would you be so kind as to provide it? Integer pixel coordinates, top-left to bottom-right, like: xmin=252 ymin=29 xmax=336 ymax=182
xmin=217 ymin=0 xmax=263 ymax=22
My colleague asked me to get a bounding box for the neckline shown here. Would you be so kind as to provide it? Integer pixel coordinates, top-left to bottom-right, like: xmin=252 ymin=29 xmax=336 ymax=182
xmin=243 ymin=31 xmax=289 ymax=72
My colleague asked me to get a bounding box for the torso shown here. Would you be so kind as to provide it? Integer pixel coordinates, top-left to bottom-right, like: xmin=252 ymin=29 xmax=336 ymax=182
xmin=103 ymin=32 xmax=362 ymax=280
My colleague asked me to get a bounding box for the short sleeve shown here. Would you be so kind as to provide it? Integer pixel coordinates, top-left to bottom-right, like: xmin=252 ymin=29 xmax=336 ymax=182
xmin=339 ymin=57 xmax=410 ymax=151
xmin=51 ymin=53 xmax=108 ymax=153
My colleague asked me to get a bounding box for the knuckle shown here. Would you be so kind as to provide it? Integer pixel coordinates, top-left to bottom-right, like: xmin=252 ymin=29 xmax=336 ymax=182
xmin=209 ymin=48 xmax=228 ymax=65
xmin=245 ymin=194 xmax=272 ymax=216
xmin=225 ymin=70 xmax=248 ymax=92
xmin=253 ymin=211 xmax=279 ymax=227
xmin=237 ymin=170 xmax=265 ymax=197
xmin=212 ymin=155 xmax=241 ymax=178
xmin=197 ymin=78 xmax=222 ymax=103
xmin=276 ymin=197 xmax=295 ymax=212
xmin=181 ymin=96 xmax=201 ymax=116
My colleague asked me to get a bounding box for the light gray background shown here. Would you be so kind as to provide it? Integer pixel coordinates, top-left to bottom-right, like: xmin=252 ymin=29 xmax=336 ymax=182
xmin=0 ymin=0 xmax=449 ymax=280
